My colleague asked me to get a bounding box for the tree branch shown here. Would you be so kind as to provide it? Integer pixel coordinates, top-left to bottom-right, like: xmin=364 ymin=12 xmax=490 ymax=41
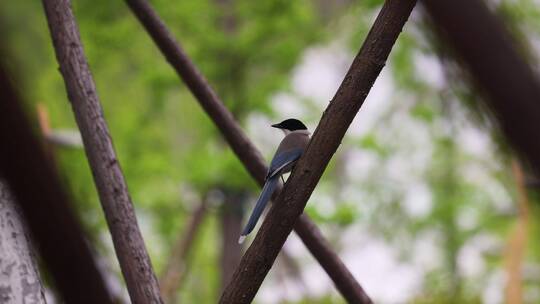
xmin=422 ymin=0 xmax=540 ymax=175
xmin=220 ymin=0 xmax=417 ymax=302
xmin=219 ymin=191 xmax=245 ymax=291
xmin=160 ymin=201 xmax=208 ymax=303
xmin=123 ymin=0 xmax=370 ymax=302
xmin=0 ymin=64 xmax=113 ymax=304
xmin=40 ymin=0 xmax=162 ymax=303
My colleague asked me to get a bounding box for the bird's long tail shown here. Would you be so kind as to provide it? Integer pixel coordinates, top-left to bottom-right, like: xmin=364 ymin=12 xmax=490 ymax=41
xmin=239 ymin=176 xmax=280 ymax=243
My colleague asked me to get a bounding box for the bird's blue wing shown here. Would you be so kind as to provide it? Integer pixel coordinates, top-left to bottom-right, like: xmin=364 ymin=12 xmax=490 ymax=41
xmin=240 ymin=175 xmax=280 ymax=239
xmin=239 ymin=148 xmax=304 ymax=243
xmin=266 ymin=148 xmax=303 ymax=179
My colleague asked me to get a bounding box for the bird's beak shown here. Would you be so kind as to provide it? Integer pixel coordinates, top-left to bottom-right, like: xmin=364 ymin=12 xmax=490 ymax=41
xmin=271 ymin=123 xmax=281 ymax=129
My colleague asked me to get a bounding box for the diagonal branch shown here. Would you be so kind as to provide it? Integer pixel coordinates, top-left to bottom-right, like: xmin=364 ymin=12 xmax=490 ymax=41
xmin=0 ymin=64 xmax=113 ymax=304
xmin=41 ymin=0 xmax=162 ymax=303
xmin=220 ymin=0 xmax=417 ymax=302
xmin=124 ymin=0 xmax=369 ymax=302
xmin=219 ymin=191 xmax=246 ymax=291
xmin=124 ymin=0 xmax=267 ymax=182
xmin=422 ymin=0 xmax=540 ymax=175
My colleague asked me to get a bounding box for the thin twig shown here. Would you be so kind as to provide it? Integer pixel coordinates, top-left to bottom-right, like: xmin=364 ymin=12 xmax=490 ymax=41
xmin=41 ymin=0 xmax=162 ymax=303
xmin=220 ymin=0 xmax=417 ymax=302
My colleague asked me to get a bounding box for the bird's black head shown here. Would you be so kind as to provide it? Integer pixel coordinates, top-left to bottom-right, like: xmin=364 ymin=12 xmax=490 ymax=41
xmin=271 ymin=118 xmax=307 ymax=131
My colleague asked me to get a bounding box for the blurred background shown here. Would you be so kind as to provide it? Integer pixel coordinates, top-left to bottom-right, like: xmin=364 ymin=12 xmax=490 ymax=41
xmin=1 ymin=0 xmax=540 ymax=303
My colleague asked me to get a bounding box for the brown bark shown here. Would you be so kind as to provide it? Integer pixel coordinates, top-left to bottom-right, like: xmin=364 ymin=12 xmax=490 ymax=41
xmin=40 ymin=1 xmax=162 ymax=303
xmin=0 ymin=64 xmax=113 ymax=304
xmin=160 ymin=202 xmax=208 ymax=303
xmin=124 ymin=0 xmax=369 ymax=301
xmin=422 ymin=0 xmax=540 ymax=175
xmin=220 ymin=0 xmax=417 ymax=302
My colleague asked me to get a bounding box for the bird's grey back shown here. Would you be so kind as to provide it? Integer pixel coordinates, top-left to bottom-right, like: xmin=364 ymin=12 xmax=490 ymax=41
xmin=276 ymin=131 xmax=310 ymax=152
xmin=272 ymin=131 xmax=310 ymax=175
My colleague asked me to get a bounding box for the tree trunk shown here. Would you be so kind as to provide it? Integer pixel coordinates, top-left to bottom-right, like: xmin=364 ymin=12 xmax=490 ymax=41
xmin=0 ymin=64 xmax=113 ymax=304
xmin=40 ymin=0 xmax=162 ymax=303
xmin=0 ymin=182 xmax=47 ymax=304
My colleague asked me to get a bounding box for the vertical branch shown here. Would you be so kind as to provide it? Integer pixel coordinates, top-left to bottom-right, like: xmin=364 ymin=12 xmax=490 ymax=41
xmin=160 ymin=201 xmax=208 ymax=303
xmin=220 ymin=191 xmax=245 ymax=291
xmin=40 ymin=0 xmax=162 ymax=303
xmin=0 ymin=182 xmax=47 ymax=304
xmin=504 ymin=159 xmax=530 ymax=304
xmin=123 ymin=0 xmax=369 ymax=302
xmin=0 ymin=64 xmax=113 ymax=304
xmin=220 ymin=0 xmax=417 ymax=302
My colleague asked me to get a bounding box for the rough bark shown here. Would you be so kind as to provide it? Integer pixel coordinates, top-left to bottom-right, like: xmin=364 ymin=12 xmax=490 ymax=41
xmin=159 ymin=202 xmax=208 ymax=304
xmin=40 ymin=1 xmax=162 ymax=303
xmin=422 ymin=0 xmax=540 ymax=175
xmin=124 ymin=0 xmax=369 ymax=301
xmin=0 ymin=182 xmax=47 ymax=304
xmin=0 ymin=64 xmax=113 ymax=304
xmin=220 ymin=0 xmax=417 ymax=303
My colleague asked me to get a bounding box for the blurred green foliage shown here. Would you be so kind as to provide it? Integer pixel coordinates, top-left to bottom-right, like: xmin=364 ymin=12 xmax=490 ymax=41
xmin=1 ymin=0 xmax=540 ymax=303
xmin=1 ymin=0 xmax=324 ymax=302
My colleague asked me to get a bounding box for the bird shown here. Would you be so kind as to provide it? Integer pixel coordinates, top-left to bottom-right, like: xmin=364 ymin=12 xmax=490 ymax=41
xmin=239 ymin=118 xmax=310 ymax=244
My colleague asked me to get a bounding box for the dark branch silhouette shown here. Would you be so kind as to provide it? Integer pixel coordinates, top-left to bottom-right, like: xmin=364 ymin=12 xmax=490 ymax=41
xmin=423 ymin=0 xmax=540 ymax=175
xmin=220 ymin=0 xmax=417 ymax=303
xmin=0 ymin=63 xmax=113 ymax=304
xmin=41 ymin=0 xmax=162 ymax=303
xmin=124 ymin=0 xmax=369 ymax=302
